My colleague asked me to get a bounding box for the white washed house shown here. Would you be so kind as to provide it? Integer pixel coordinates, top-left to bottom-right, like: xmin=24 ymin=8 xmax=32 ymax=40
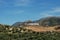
xmin=25 ymin=23 xmax=39 ymax=26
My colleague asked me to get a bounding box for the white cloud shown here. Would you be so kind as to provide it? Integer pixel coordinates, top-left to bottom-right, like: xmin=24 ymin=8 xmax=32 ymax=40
xmin=0 ymin=0 xmax=32 ymax=7
xmin=0 ymin=0 xmax=12 ymax=7
xmin=14 ymin=10 xmax=24 ymax=14
xmin=0 ymin=0 xmax=5 ymax=6
xmin=40 ymin=7 xmax=60 ymax=17
xmin=52 ymin=8 xmax=60 ymax=12
xmin=14 ymin=0 xmax=32 ymax=6
xmin=3 ymin=10 xmax=24 ymax=15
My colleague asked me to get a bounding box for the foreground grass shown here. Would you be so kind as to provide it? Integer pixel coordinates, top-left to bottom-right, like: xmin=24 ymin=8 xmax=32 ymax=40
xmin=0 ymin=24 xmax=60 ymax=40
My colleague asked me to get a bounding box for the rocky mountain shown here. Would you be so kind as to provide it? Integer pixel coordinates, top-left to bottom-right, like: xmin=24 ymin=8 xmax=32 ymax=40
xmin=12 ymin=22 xmax=24 ymax=27
xmin=12 ymin=17 xmax=60 ymax=27
xmin=38 ymin=17 xmax=60 ymax=26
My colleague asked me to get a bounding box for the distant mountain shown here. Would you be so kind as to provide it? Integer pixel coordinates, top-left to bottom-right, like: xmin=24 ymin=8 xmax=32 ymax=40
xmin=12 ymin=17 xmax=60 ymax=27
xmin=12 ymin=20 xmax=34 ymax=27
xmin=37 ymin=17 xmax=60 ymax=26
xmin=12 ymin=22 xmax=24 ymax=27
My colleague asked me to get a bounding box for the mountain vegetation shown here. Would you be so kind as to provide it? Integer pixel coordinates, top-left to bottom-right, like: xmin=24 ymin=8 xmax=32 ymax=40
xmin=0 ymin=24 xmax=60 ymax=40
xmin=38 ymin=17 xmax=60 ymax=26
xmin=12 ymin=17 xmax=60 ymax=27
xmin=0 ymin=17 xmax=60 ymax=40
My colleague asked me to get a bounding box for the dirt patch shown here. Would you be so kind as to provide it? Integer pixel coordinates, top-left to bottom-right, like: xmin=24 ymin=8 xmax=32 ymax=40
xmin=24 ymin=26 xmax=60 ymax=32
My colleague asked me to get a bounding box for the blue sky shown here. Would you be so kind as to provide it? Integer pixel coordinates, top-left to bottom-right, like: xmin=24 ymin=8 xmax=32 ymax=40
xmin=0 ymin=0 xmax=60 ymax=25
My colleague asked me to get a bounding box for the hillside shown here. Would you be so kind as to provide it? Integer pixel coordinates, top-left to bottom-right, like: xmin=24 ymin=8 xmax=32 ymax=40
xmin=38 ymin=17 xmax=60 ymax=26
xmin=12 ymin=17 xmax=60 ymax=27
xmin=0 ymin=24 xmax=60 ymax=40
xmin=24 ymin=25 xmax=60 ymax=32
xmin=3 ymin=16 xmax=60 ymax=40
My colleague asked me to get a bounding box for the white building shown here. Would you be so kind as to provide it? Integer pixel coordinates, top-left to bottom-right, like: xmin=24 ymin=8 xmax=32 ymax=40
xmin=26 ymin=23 xmax=39 ymax=26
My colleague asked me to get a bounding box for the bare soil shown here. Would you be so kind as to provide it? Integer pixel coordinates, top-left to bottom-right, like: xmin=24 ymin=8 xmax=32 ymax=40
xmin=24 ymin=25 xmax=60 ymax=32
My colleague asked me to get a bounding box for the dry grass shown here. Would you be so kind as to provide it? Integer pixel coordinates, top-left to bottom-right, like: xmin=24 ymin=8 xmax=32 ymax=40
xmin=24 ymin=25 xmax=60 ymax=32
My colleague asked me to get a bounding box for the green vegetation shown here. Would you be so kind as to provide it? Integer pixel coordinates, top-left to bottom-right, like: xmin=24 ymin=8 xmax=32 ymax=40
xmin=0 ymin=24 xmax=60 ymax=40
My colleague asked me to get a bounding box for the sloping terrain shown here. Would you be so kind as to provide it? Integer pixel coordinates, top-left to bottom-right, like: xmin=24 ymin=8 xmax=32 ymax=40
xmin=0 ymin=24 xmax=60 ymax=40
xmin=24 ymin=26 xmax=60 ymax=32
xmin=12 ymin=17 xmax=60 ymax=27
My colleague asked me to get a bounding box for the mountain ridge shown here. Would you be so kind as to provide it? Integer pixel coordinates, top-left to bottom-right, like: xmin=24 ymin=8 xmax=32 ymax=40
xmin=12 ymin=16 xmax=60 ymax=27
